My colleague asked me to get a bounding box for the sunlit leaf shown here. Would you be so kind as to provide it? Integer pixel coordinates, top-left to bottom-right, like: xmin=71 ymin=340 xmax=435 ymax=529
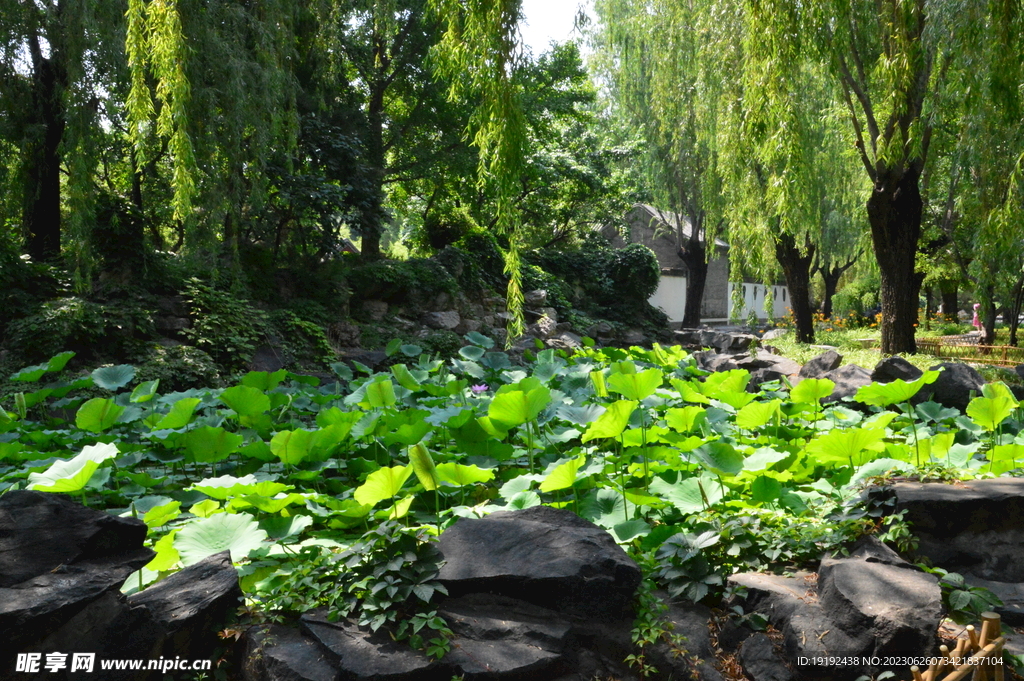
xmin=270 ymin=429 xmax=313 ymax=465
xmin=539 ymin=454 xmax=587 ymax=492
xmin=353 ymin=465 xmax=413 ymax=506
xmin=154 ymin=397 xmax=201 ymax=429
xmin=435 ymin=462 xmax=495 ymax=487
xmin=220 ymin=385 xmax=271 ymax=417
xmin=581 ymin=400 xmax=637 ymax=442
xmin=76 ymin=398 xmax=125 ymax=433
xmin=28 ymin=442 xmax=118 ymax=493
xmin=175 ymin=512 xmax=267 ymax=565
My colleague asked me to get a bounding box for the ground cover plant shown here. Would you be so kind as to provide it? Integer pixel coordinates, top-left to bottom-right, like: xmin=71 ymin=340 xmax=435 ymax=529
xmin=2 ymin=336 xmax=1023 ymax=657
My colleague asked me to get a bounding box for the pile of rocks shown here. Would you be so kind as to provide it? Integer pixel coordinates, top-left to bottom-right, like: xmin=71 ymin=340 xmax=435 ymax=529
xmin=674 ymin=328 xmax=989 ymax=412
xmin=1 ymin=490 xmax=241 ymax=680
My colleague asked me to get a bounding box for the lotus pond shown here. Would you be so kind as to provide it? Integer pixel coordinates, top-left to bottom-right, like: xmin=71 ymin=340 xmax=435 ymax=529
xmin=2 ymin=333 xmax=1022 ymax=644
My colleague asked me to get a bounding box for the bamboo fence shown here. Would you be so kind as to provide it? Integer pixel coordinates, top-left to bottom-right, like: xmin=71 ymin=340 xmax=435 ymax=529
xmin=907 ymin=612 xmax=1006 ymax=681
xmin=916 ymin=338 xmax=1024 ymax=367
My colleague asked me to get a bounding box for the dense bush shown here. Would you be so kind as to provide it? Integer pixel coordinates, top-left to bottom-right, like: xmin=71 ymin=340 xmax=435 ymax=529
xmin=182 ymin=279 xmax=270 ymax=372
xmin=417 ymin=203 xmax=478 ymax=253
xmin=609 ymin=243 xmax=660 ymax=301
xmin=4 ymin=296 xmax=156 ymax=363
xmin=346 ymin=258 xmax=458 ymax=303
xmin=0 ymin=245 xmax=62 ymax=338
xmin=135 ymin=344 xmax=222 ymax=391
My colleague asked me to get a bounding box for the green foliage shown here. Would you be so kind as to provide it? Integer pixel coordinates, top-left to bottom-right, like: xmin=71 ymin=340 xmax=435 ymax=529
xmin=4 ymin=339 xmax=1023 ymax=659
xmin=5 ymin=296 xmax=156 ymax=363
xmin=417 ymin=203 xmax=479 ymax=253
xmin=627 ymin=559 xmax=688 ymax=678
xmin=252 ymin=522 xmax=451 ymax=656
xmin=182 ymin=279 xmax=269 ymax=373
xmin=926 ymin=568 xmax=1004 ymax=625
xmin=135 ymin=345 xmax=221 ymax=392
xmin=346 ymin=259 xmax=458 ymax=304
xmin=609 ymin=243 xmax=660 ymax=302
xmin=269 ymin=310 xmax=335 ymax=367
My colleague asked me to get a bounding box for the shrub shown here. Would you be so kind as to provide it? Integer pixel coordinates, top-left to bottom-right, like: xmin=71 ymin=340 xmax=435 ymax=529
xmin=609 ymin=243 xmax=660 ymax=302
xmin=4 ymin=296 xmax=155 ymax=363
xmin=135 ymin=344 xmax=222 ymax=392
xmin=418 ymin=203 xmax=478 ymax=252
xmin=346 ymin=258 xmax=457 ymax=304
xmin=269 ymin=310 xmax=335 ymax=366
xmin=181 ymin=278 xmax=269 ymax=373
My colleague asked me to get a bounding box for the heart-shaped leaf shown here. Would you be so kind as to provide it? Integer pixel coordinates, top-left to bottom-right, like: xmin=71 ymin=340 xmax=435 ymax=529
xmin=155 ymin=397 xmax=201 ymax=430
xmin=183 ymin=427 xmax=244 ymax=463
xmin=539 ymin=454 xmax=588 ymax=492
xmin=435 ymin=462 xmax=495 ymax=487
xmin=581 ymin=400 xmax=637 ymax=442
xmin=130 ymin=379 xmax=160 ymax=403
xmin=270 ymin=429 xmax=313 ymax=465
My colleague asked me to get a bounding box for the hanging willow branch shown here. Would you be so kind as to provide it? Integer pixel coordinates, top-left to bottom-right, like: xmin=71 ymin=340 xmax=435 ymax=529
xmin=428 ymin=0 xmax=528 ymax=344
xmin=125 ymin=0 xmax=197 ymax=225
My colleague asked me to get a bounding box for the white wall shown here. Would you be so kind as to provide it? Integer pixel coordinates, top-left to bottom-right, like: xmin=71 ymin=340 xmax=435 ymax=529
xmin=650 ymin=275 xmax=688 ymax=323
xmin=728 ymin=283 xmax=790 ymax=320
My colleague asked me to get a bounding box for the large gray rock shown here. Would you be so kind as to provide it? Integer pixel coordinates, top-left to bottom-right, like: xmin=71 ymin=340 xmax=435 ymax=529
xmin=799 ymin=350 xmax=843 ymax=379
xmin=894 ymin=478 xmax=1024 ymax=581
xmin=525 ymin=289 xmax=548 ymax=306
xmin=730 ymin=537 xmax=943 ymax=678
xmin=821 ymin=364 xmax=872 ymax=403
xmin=530 ymin=315 xmax=558 ymax=339
xmin=0 ymin=491 xmax=154 ymax=651
xmin=546 ymin=332 xmax=583 ymax=351
xmin=440 ymin=593 xmax=570 ymax=679
xmin=128 ymin=551 xmax=242 ymax=659
xmin=871 ymin=356 xmax=923 ymax=384
xmin=300 ymin=610 xmax=436 ymax=681
xmin=437 ymin=506 xmax=641 ymax=619
xmin=917 ymin=362 xmax=984 ymax=412
xmin=816 ymin=537 xmax=942 ymax=657
xmin=423 ymin=310 xmax=461 ymax=330
xmin=0 ymin=493 xmax=244 ymax=679
xmin=243 ymin=624 xmax=340 ymax=681
xmin=738 ymin=633 xmax=794 ymax=681
xmin=0 ymin=490 xmax=149 ymax=587
xmin=761 ymin=328 xmax=789 ymax=341
xmin=758 ymin=351 xmax=801 ymax=376
xmin=647 ymin=598 xmax=725 ymax=681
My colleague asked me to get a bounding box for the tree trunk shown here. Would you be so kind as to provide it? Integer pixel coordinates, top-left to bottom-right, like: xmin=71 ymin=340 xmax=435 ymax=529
xmin=24 ymin=34 xmax=67 ymax=262
xmin=678 ymin=229 xmax=707 ymax=328
xmin=939 ymin=282 xmax=958 ymax=321
xmin=359 ymin=60 xmax=387 ymax=260
xmin=775 ymin=233 xmax=815 ymax=344
xmin=867 ymin=166 xmax=924 ymax=354
xmin=982 ymin=289 xmax=997 ymax=345
xmin=821 ymin=269 xmax=841 ymax=319
xmin=1009 ymin=275 xmax=1024 ymax=347
xmin=924 ymin=287 xmax=933 ymax=330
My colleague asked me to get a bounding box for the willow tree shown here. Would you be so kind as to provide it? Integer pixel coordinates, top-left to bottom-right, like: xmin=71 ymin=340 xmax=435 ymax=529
xmin=935 ymin=4 xmax=1024 ymax=344
xmin=740 ymin=0 xmax=1020 ymax=353
xmin=429 ymin=0 xmax=529 ymax=339
xmin=592 ymin=0 xmax=725 ymax=328
xmin=0 ymin=0 xmax=126 ymax=263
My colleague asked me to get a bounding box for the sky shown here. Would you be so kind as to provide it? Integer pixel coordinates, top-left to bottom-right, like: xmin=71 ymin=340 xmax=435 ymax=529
xmin=518 ymin=0 xmax=594 ymax=56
